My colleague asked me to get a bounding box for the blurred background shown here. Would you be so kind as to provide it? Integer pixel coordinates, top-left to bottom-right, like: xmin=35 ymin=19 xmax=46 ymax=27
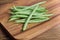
xmin=0 ymin=0 xmax=14 ymax=4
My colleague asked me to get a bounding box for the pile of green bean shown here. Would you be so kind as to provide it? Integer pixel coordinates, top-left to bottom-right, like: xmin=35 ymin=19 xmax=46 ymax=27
xmin=9 ymin=1 xmax=52 ymax=31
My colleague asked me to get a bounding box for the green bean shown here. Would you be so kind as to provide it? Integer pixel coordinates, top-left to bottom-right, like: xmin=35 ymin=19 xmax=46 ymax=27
xmin=15 ymin=18 xmax=49 ymax=23
xmin=10 ymin=14 xmax=52 ymax=18
xmin=22 ymin=5 xmax=39 ymax=31
xmin=9 ymin=18 xmax=19 ymax=21
xmin=10 ymin=15 xmax=27 ymax=18
xmin=11 ymin=12 xmax=46 ymax=16
xmin=10 ymin=10 xmax=31 ymax=14
xmin=33 ymin=14 xmax=53 ymax=17
xmin=22 ymin=1 xmax=46 ymax=10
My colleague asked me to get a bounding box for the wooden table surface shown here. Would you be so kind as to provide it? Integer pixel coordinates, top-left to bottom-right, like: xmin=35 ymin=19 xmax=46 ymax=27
xmin=0 ymin=0 xmax=60 ymax=40
xmin=0 ymin=24 xmax=60 ymax=40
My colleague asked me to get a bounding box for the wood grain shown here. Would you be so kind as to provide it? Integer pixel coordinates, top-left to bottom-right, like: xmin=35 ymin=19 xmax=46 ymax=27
xmin=0 ymin=0 xmax=60 ymax=40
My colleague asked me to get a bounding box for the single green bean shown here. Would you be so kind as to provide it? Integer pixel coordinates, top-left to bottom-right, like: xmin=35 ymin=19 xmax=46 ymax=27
xmin=9 ymin=18 xmax=19 ymax=21
xmin=10 ymin=10 xmax=31 ymax=14
xmin=15 ymin=18 xmax=49 ymax=23
xmin=11 ymin=12 xmax=46 ymax=16
xmin=22 ymin=1 xmax=46 ymax=10
xmin=10 ymin=15 xmax=27 ymax=18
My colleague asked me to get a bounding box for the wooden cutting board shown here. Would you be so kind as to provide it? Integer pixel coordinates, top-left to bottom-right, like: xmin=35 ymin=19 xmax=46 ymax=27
xmin=0 ymin=0 xmax=60 ymax=40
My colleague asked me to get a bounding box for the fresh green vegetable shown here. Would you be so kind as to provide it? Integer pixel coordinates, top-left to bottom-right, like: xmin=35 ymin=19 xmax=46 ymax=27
xmin=9 ymin=1 xmax=52 ymax=31
xmin=22 ymin=5 xmax=39 ymax=31
xmin=9 ymin=18 xmax=19 ymax=21
xmin=22 ymin=1 xmax=46 ymax=10
xmin=15 ymin=18 xmax=49 ymax=23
